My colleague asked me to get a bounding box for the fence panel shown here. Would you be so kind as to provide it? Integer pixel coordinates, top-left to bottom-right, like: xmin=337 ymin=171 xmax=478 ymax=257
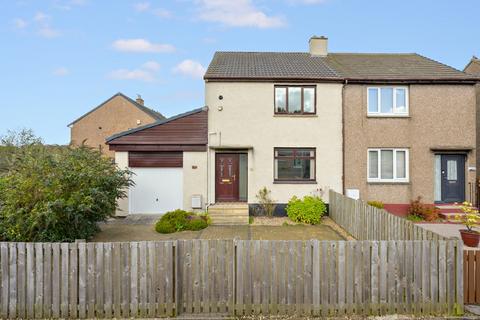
xmin=329 ymin=190 xmax=449 ymax=241
xmin=0 ymin=239 xmax=464 ymax=318
xmin=464 ymin=250 xmax=480 ymax=304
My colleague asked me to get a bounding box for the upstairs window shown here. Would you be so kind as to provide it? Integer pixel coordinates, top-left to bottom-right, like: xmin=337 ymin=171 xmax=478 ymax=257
xmin=275 ymin=86 xmax=316 ymax=115
xmin=367 ymin=87 xmax=408 ymax=116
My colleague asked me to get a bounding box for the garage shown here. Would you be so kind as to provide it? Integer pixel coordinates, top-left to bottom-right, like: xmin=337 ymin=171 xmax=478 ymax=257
xmin=129 ymin=168 xmax=183 ymax=214
xmin=128 ymin=151 xmax=183 ymax=214
xmin=106 ymin=108 xmax=208 ymax=216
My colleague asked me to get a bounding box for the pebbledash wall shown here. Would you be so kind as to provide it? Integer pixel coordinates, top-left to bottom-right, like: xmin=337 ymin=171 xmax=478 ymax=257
xmin=205 ymin=81 xmax=343 ymax=206
xmin=344 ymin=84 xmax=477 ymax=208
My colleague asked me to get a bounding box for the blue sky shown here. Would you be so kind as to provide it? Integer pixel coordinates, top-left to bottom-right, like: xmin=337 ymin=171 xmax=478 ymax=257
xmin=1 ymin=0 xmax=479 ymax=144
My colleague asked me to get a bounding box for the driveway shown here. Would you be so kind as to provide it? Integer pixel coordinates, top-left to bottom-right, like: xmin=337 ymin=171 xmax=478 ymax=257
xmin=91 ymin=215 xmax=345 ymax=242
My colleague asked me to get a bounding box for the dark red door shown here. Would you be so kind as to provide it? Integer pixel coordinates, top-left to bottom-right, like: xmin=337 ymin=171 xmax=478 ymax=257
xmin=215 ymin=154 xmax=239 ymax=202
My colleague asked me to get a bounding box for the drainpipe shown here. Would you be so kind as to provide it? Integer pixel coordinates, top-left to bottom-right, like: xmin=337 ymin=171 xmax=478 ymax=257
xmin=342 ymin=79 xmax=348 ymax=194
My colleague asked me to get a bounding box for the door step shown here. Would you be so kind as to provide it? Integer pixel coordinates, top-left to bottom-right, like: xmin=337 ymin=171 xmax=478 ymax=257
xmin=208 ymin=203 xmax=249 ymax=225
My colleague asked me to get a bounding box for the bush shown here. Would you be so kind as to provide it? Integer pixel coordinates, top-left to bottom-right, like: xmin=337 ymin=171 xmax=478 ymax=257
xmin=155 ymin=210 xmax=210 ymax=234
xmin=367 ymin=200 xmax=384 ymax=209
xmin=286 ymin=195 xmax=326 ymax=225
xmin=407 ymin=196 xmax=439 ymax=222
xmin=0 ymin=134 xmax=132 ymax=242
xmin=187 ymin=218 xmax=208 ymax=231
xmin=254 ymin=187 xmax=276 ymax=217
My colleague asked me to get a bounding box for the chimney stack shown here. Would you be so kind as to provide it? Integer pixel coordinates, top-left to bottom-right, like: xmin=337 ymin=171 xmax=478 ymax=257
xmin=136 ymin=94 xmax=144 ymax=106
xmin=309 ymin=36 xmax=328 ymax=57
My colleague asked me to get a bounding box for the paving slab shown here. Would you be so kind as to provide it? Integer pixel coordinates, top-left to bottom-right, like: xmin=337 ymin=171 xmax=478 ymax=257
xmin=418 ymin=223 xmax=479 ymax=250
xmin=91 ymin=218 xmax=344 ymax=242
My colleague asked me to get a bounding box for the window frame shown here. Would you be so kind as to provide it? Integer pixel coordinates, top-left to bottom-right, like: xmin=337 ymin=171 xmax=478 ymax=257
xmin=274 ymin=147 xmax=316 ymax=183
xmin=274 ymin=85 xmax=317 ymax=115
xmin=367 ymin=86 xmax=409 ymax=116
xmin=367 ymin=148 xmax=409 ymax=183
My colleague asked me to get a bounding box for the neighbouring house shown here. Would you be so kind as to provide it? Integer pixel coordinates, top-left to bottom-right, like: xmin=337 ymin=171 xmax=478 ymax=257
xmin=106 ymin=36 xmax=479 ymax=222
xmin=464 ymin=56 xmax=480 ymax=180
xmin=69 ymin=92 xmax=165 ymax=157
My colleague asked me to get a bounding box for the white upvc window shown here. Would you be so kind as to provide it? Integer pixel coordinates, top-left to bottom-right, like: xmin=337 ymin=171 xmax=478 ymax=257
xmin=367 ymin=148 xmax=409 ymax=183
xmin=367 ymin=87 xmax=409 ymax=116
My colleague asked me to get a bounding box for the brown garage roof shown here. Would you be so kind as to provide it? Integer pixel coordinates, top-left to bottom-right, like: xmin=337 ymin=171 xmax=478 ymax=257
xmin=205 ymin=52 xmax=478 ymax=83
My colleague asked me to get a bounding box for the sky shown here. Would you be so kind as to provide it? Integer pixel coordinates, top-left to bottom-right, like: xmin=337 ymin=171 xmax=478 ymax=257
xmin=0 ymin=0 xmax=479 ymax=144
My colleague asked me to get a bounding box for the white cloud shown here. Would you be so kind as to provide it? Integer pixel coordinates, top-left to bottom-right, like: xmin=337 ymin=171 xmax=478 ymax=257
xmin=13 ymin=18 xmax=28 ymax=29
xmin=38 ymin=26 xmax=60 ymax=38
xmin=142 ymin=61 xmax=161 ymax=71
xmin=53 ymin=67 xmax=69 ymax=76
xmin=112 ymin=38 xmax=175 ymax=53
xmin=108 ymin=60 xmax=161 ymax=82
xmin=34 ymin=12 xmax=50 ymax=23
xmin=173 ymin=59 xmax=206 ymax=79
xmin=134 ymin=2 xmax=150 ymax=12
xmin=153 ymin=8 xmax=172 ymax=18
xmin=32 ymin=11 xmax=61 ymax=38
xmin=196 ymin=0 xmax=285 ymax=28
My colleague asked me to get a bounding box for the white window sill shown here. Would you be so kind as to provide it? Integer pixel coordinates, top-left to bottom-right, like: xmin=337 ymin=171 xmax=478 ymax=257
xmin=367 ymin=180 xmax=410 ymax=185
xmin=367 ymin=114 xmax=410 ymax=118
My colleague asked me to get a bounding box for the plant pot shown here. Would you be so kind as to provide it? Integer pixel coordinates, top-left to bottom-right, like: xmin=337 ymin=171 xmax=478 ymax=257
xmin=459 ymin=229 xmax=480 ymax=247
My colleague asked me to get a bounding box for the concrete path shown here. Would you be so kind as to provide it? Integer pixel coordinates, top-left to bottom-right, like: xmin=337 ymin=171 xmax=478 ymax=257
xmin=91 ymin=216 xmax=344 ymax=242
xmin=418 ymin=223 xmax=479 ymax=250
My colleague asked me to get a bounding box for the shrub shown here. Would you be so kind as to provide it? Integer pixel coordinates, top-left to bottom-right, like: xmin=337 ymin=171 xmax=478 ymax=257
xmin=254 ymin=187 xmax=276 ymax=217
xmin=406 ymin=214 xmax=424 ymax=222
xmin=187 ymin=218 xmax=208 ymax=231
xmin=286 ymin=195 xmax=326 ymax=225
xmin=155 ymin=210 xmax=209 ymax=234
xmin=407 ymin=196 xmax=439 ymax=222
xmin=0 ymin=136 xmax=132 ymax=242
xmin=367 ymin=200 xmax=384 ymax=209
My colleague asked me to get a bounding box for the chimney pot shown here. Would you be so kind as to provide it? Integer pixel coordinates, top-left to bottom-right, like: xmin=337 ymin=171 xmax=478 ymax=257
xmin=309 ymin=35 xmax=328 ymax=57
xmin=136 ymin=94 xmax=144 ymax=106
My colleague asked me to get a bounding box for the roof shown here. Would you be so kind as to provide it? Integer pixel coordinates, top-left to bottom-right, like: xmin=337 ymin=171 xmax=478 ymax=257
xmin=106 ymin=107 xmax=206 ymax=143
xmin=464 ymin=56 xmax=480 ymax=75
xmin=68 ymin=92 xmax=165 ymax=126
xmin=205 ymin=52 xmax=478 ymax=83
xmin=204 ymin=52 xmax=341 ymax=81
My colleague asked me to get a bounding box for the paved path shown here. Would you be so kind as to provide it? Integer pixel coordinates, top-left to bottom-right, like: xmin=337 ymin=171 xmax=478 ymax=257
xmin=418 ymin=223 xmax=479 ymax=250
xmin=91 ymin=215 xmax=344 ymax=242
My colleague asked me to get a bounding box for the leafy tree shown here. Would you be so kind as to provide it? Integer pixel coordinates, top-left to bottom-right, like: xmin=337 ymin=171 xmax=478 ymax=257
xmin=0 ymin=128 xmax=43 ymax=172
xmin=0 ymin=131 xmax=132 ymax=241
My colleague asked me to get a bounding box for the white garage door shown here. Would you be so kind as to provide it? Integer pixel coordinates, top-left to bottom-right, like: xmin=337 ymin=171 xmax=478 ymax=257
xmin=129 ymin=168 xmax=183 ymax=214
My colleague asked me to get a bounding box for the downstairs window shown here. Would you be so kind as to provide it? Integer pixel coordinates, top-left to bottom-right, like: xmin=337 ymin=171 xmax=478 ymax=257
xmin=274 ymin=148 xmax=316 ymax=182
xmin=368 ymin=148 xmax=409 ymax=183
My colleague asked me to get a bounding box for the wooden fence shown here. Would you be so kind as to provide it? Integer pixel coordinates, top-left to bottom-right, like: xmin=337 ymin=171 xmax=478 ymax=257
xmin=0 ymin=239 xmax=464 ymax=318
xmin=464 ymin=250 xmax=480 ymax=304
xmin=329 ymin=190 xmax=449 ymax=241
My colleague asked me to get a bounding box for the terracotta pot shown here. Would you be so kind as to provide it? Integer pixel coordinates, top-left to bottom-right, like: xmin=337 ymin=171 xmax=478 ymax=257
xmin=459 ymin=229 xmax=480 ymax=247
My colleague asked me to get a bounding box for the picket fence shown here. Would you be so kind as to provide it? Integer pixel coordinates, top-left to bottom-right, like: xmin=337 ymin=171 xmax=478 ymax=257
xmin=329 ymin=190 xmax=449 ymax=241
xmin=0 ymin=238 xmax=464 ymax=318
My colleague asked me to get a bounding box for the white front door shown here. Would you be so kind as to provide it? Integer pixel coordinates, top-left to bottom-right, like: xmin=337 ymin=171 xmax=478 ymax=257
xmin=129 ymin=168 xmax=183 ymax=214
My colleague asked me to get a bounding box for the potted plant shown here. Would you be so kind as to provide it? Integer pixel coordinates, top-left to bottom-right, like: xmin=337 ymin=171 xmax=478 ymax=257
xmin=456 ymin=202 xmax=480 ymax=247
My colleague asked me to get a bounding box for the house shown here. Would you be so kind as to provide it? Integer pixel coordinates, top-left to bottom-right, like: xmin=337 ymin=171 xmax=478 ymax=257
xmin=464 ymin=56 xmax=480 ymax=181
xmin=107 ymin=36 xmax=478 ymax=222
xmin=69 ymin=92 xmax=165 ymax=157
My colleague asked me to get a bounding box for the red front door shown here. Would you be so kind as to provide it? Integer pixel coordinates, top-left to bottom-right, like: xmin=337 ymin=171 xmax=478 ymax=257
xmin=215 ymin=153 xmax=239 ymax=202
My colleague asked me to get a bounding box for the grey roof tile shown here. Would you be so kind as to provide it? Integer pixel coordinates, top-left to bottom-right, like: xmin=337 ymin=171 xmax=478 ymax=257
xmin=205 ymin=51 xmax=478 ymax=82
